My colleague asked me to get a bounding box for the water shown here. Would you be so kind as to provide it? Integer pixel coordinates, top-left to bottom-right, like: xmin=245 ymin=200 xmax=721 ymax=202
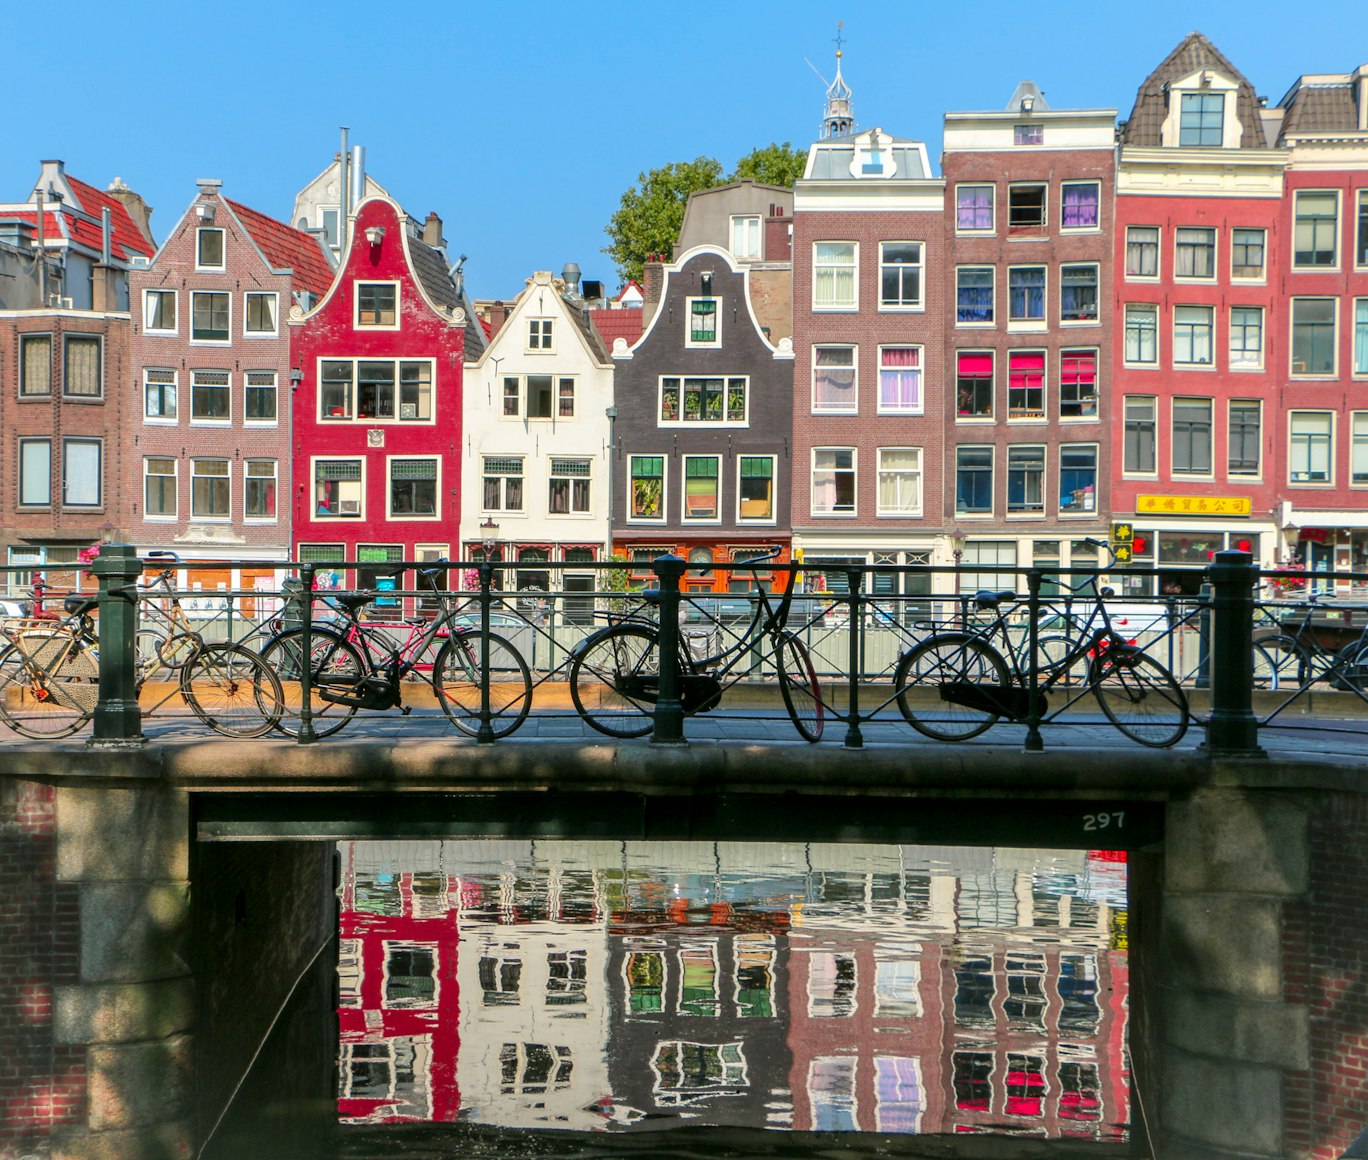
xmin=212 ymin=840 xmax=1130 ymax=1157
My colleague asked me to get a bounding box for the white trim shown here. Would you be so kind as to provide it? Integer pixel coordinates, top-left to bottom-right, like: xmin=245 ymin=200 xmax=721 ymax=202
xmin=189 ymin=456 xmax=232 ymax=522
xmin=875 ymin=344 xmax=924 ymax=416
xmin=811 ymin=240 xmax=858 ymax=312
xmin=243 ymin=291 xmax=279 ymax=337
xmin=142 ymin=454 xmax=178 ymax=522
xmin=189 ymin=288 xmax=232 ymax=345
xmin=683 ymin=295 xmax=722 ymax=349
xmin=680 ymin=454 xmax=723 ymax=524
xmin=385 ymin=454 xmax=441 ymax=521
xmin=626 ymin=452 xmax=667 ymax=524
xmin=810 ymin=446 xmax=857 ymax=519
xmin=315 ymin=357 xmax=437 ymax=424
xmin=1227 ymin=398 xmax=1263 ymax=483
xmin=142 ymin=367 xmax=178 ymax=424
xmin=1289 ymin=296 xmax=1340 ymax=378
xmin=243 ymin=457 xmax=279 ymax=524
xmin=877 ymin=240 xmax=924 ymax=312
xmin=735 ymin=454 xmax=777 ymax=525
xmin=195 ymin=227 xmax=226 ymax=272
xmin=874 ymin=446 xmax=923 ymax=518
xmin=311 ymin=455 xmax=367 ymax=522
xmin=1173 ymin=226 xmax=1218 ymax=282
xmin=143 ymin=288 xmax=178 ymax=335
xmin=811 ymin=345 xmax=857 ymax=416
xmin=1170 ymin=396 xmax=1215 ymax=480
xmin=1058 ymin=180 xmax=1102 ymax=233
xmin=953 ymin=182 xmax=995 ymax=235
xmin=1292 ymin=187 xmax=1342 ymax=272
xmin=1124 ymin=224 xmax=1162 ymax=282
xmin=1288 ymin=409 xmax=1337 ymax=487
xmin=189 ymin=368 xmax=232 ymax=426
xmin=354 ymin=280 xmax=401 ymax=331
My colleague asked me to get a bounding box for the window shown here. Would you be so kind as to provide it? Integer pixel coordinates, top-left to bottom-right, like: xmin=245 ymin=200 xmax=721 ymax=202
xmin=526 ymin=375 xmax=553 ymax=419
xmin=190 ymin=459 xmax=229 ymax=518
xmin=527 ymin=319 xmax=554 ymax=350
xmin=144 ymin=457 xmax=176 ymax=518
xmin=320 ymin=359 xmax=432 ymax=420
xmin=1008 ymin=351 xmax=1045 ymax=419
xmin=62 ymin=439 xmax=101 ymax=508
xmin=1231 ymin=228 xmax=1266 ymax=279
xmin=878 ymin=347 xmax=921 ymax=414
xmin=956 ymin=352 xmax=993 ymax=418
xmin=1059 ymin=265 xmax=1098 ymax=323
xmin=63 ymin=334 xmax=101 ymax=398
xmin=1290 ymin=411 xmax=1333 ymax=483
xmin=1228 ymin=401 xmax=1261 ymax=476
xmin=956 ymin=446 xmax=993 ymax=514
xmin=1059 ymin=350 xmax=1097 ymax=418
xmin=683 ymin=456 xmax=720 ymax=520
xmin=1007 ymin=445 xmax=1045 ymax=514
xmin=244 ymin=292 xmax=277 ymax=335
xmin=731 ymin=214 xmax=760 ymax=258
xmin=1123 ymin=396 xmax=1157 ymax=474
xmin=1179 ymin=92 xmax=1224 ymax=146
xmin=737 ymin=456 xmax=774 ymax=521
xmin=356 ymin=283 xmax=397 ymax=327
xmin=548 ymin=458 xmax=591 ymax=515
xmin=687 ymin=297 xmax=718 ymax=345
xmin=245 ymin=459 xmax=277 ymax=520
xmin=482 ymin=456 xmax=523 ymax=512
xmin=629 ymin=456 xmax=664 ymax=520
xmin=19 ymin=334 xmax=51 ymax=397
xmin=877 ymin=448 xmax=921 ymax=516
xmin=1008 ymin=267 xmax=1045 ymax=323
xmin=879 ymin=242 xmax=922 ymax=309
xmin=1353 ymin=413 xmax=1368 ymax=484
xmin=1013 ymin=124 xmax=1043 ymax=146
xmin=1357 ymin=299 xmax=1368 ymax=375
xmin=1125 ymin=304 xmax=1158 ymax=364
xmin=1292 ymin=298 xmax=1337 ymax=375
xmin=1061 ymin=183 xmax=1099 ymax=229
xmin=1060 ymin=446 xmax=1097 ymax=513
xmin=1174 ymin=305 xmax=1214 ymax=366
xmin=1126 ymin=227 xmax=1159 ymax=278
xmin=144 ymin=289 xmax=176 ymax=332
xmin=558 ymin=377 xmax=575 ymax=417
xmin=191 ymin=291 xmax=230 ymax=341
xmin=1175 ymin=228 xmax=1216 ymax=279
xmin=314 ymin=459 xmax=363 ymax=517
xmin=956 ymin=185 xmax=994 ymax=232
xmin=956 ymin=267 xmax=994 ymax=324
xmin=389 ymin=458 xmax=437 ymax=517
xmin=1359 ymin=191 xmax=1368 ymax=267
xmin=661 ymin=376 xmax=747 ymax=424
xmin=19 ymin=439 xmax=51 ymax=506
xmin=502 ymin=377 xmax=519 ymax=417
xmin=191 ymin=370 xmax=230 ymax=420
xmin=812 ymin=448 xmax=855 ymax=515
xmin=196 ymin=227 xmax=225 ymax=269
xmin=1217 ymin=308 xmax=1261 ymax=374
xmin=1124 ymin=397 xmax=1157 ymax=474
xmin=813 ymin=242 xmax=856 ymax=309
xmin=1172 ymin=399 xmax=1213 ymax=475
xmin=244 ymin=371 xmax=277 ymax=422
xmin=1294 ymin=191 xmax=1338 ymax=267
xmin=144 ymin=368 xmax=177 ymax=420
xmin=1008 ymin=184 xmax=1046 ymax=230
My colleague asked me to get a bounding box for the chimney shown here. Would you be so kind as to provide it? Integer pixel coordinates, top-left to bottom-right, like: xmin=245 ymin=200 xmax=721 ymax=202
xmin=422 ymin=211 xmax=444 ymax=248
xmin=350 ymin=145 xmax=366 ymax=207
xmin=487 ymin=299 xmax=509 ymax=338
xmin=643 ymin=257 xmax=665 ymax=307
xmin=561 ymin=262 xmax=581 ymax=296
xmin=105 ymin=176 xmax=155 ymax=248
xmin=764 ymin=204 xmax=793 ymax=263
xmin=35 ymin=159 xmax=65 ymax=203
xmin=92 ymin=264 xmax=115 ymax=312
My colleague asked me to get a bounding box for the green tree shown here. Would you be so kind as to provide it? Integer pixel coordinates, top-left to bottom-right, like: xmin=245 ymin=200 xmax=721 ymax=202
xmin=730 ymin=141 xmax=807 ymax=188
xmin=603 ymin=156 xmax=724 ymax=285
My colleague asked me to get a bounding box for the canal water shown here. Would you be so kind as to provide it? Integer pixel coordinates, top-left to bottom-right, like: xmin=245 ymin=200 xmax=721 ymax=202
xmin=207 ymin=840 xmax=1131 ymax=1158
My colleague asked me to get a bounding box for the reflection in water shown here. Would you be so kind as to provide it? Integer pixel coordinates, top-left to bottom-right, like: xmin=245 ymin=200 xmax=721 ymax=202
xmin=336 ymin=841 xmax=1129 ymax=1143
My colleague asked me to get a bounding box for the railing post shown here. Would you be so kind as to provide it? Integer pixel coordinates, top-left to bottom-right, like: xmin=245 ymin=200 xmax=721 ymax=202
xmin=1023 ymin=567 xmax=1044 ymax=753
xmin=843 ymin=566 xmax=865 ymax=749
xmin=90 ymin=543 xmax=144 ymax=746
xmin=651 ymin=554 xmax=687 ymax=745
xmin=296 ymin=564 xmax=318 ymax=744
xmin=476 ymin=561 xmax=495 ymax=744
xmin=1199 ymin=549 xmax=1265 ymax=758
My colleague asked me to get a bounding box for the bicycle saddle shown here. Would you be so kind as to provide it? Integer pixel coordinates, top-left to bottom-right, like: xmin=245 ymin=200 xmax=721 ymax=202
xmin=64 ymin=596 xmax=98 ymax=617
xmin=333 ymin=592 xmax=373 ymax=613
xmin=974 ymin=589 xmax=1016 ymax=610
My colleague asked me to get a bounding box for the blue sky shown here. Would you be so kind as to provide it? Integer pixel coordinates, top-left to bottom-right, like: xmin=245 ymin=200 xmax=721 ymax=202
xmin=6 ymin=0 xmax=1364 ymax=298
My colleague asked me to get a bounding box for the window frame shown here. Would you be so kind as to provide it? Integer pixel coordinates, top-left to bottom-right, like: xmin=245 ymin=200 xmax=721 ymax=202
xmin=190 ymin=457 xmax=231 ymax=521
xmin=627 ymin=454 xmax=666 ymax=522
xmin=955 ymin=184 xmax=995 ymax=234
xmin=244 ymin=458 xmax=278 ymax=523
xmin=876 ymin=447 xmax=922 ymax=518
xmin=1007 ymin=349 xmax=1046 ymax=421
xmin=1227 ymin=400 xmax=1262 ymax=479
xmin=878 ymin=241 xmax=923 ymax=311
xmin=190 ymin=289 xmax=231 ymax=343
xmin=317 ymin=358 xmax=435 ymax=423
xmin=62 ymin=333 xmax=103 ymax=399
xmin=244 ymin=291 xmax=279 ymax=337
xmin=144 ymin=456 xmax=178 ymax=521
xmin=196 ymin=226 xmax=225 ymax=270
xmin=18 ymin=437 xmax=52 ymax=507
xmin=812 ymin=241 xmax=858 ymax=311
xmin=681 ymin=454 xmax=722 ymax=523
xmin=62 ymin=437 xmax=102 ymax=509
xmin=1293 ymin=189 xmax=1339 ymax=270
xmin=685 ymin=295 xmax=721 ymax=348
xmin=386 ymin=456 xmax=440 ymax=520
xmin=811 ymin=447 xmax=856 ymax=517
xmin=1059 ymin=181 xmax=1101 ymax=231
xmin=1288 ymin=410 xmax=1335 ymax=485
xmin=312 ymin=457 xmax=366 ymax=520
xmin=1171 ymin=397 xmax=1214 ymax=478
xmin=1179 ymin=91 xmax=1225 ymax=146
xmin=527 ymin=318 xmax=555 ymax=352
xmin=1357 ymin=190 xmax=1368 ymax=269
xmin=1059 ymin=263 xmax=1100 ymax=325
xmin=1352 ymin=411 xmax=1368 ymax=486
xmin=730 ymin=214 xmax=761 ymax=259
xmin=1007 ymin=444 xmax=1046 ymax=516
xmin=19 ymin=333 xmax=52 ymax=398
xmin=1174 ymin=227 xmax=1217 ymax=281
xmin=143 ymin=367 xmax=178 ymax=422
xmin=659 ymin=376 xmax=748 ymax=426
xmin=1007 ymin=183 xmax=1047 ymax=232
xmin=143 ymin=289 xmax=177 ymax=334
xmin=1356 ymin=298 xmax=1368 ymax=377
xmin=1173 ymin=305 xmax=1215 ymax=368
xmin=190 ymin=369 xmax=231 ymax=424
xmin=1230 ymin=227 xmax=1267 ymax=281
xmin=1007 ymin=265 xmax=1047 ymax=326
xmin=1059 ymin=444 xmax=1098 ymax=515
xmin=736 ymin=454 xmax=776 ymax=523
xmin=876 ymin=345 xmax=922 ymax=415
xmin=1125 ymin=226 xmax=1160 ymax=280
xmin=355 ymin=281 xmax=399 ymax=329
xmin=481 ymin=455 xmax=524 ymax=514
xmin=956 ymin=351 xmax=994 ymax=421
xmin=1059 ymin=349 xmax=1098 ymax=420
xmin=1123 ymin=396 xmax=1158 ymax=477
xmin=244 ymin=371 xmax=278 ymax=425
xmin=1229 ymin=306 xmax=1265 ymax=371
xmin=955 ymin=445 xmax=994 ymax=516
xmin=1124 ymin=303 xmax=1159 ymax=366
xmin=1291 ymin=297 xmax=1338 ymax=377
xmin=955 ymin=266 xmax=994 ymax=326
xmin=547 ymin=456 xmax=592 ymax=517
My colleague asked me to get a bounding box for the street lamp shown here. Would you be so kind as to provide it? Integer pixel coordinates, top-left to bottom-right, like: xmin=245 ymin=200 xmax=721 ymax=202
xmin=480 ymin=517 xmax=500 ymax=558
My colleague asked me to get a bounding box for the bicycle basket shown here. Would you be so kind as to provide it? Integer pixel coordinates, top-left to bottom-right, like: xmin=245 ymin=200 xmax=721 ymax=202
xmin=682 ymin=626 xmax=722 ymax=663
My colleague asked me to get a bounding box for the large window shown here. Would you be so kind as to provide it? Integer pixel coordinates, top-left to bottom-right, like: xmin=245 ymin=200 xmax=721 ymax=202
xmin=245 ymin=371 xmax=277 ymax=422
xmin=1059 ymin=350 xmax=1097 ymax=419
xmin=1231 ymin=228 xmax=1266 ymax=279
xmin=19 ymin=438 xmax=51 ymax=506
xmin=1228 ymin=401 xmax=1261 ymax=476
xmin=814 ymin=242 xmax=856 ymax=309
xmin=244 ymin=292 xmax=277 ymax=335
xmin=387 ymin=458 xmax=437 ymax=517
xmin=481 ymin=456 xmax=523 ymax=512
xmin=1173 ymin=306 xmax=1214 ymax=366
xmin=956 ymin=447 xmax=993 ymax=515
xmin=629 ymin=455 xmax=664 ymax=520
xmin=144 ymin=289 xmax=176 ymax=333
xmin=731 ymin=215 xmax=760 ymax=258
xmin=738 ymin=456 xmax=774 ymax=521
xmin=144 ymin=457 xmax=176 ymax=518
xmin=878 ymin=347 xmax=921 ymax=414
xmin=191 ymin=291 xmax=230 ymax=341
xmin=1008 ymin=267 xmax=1045 ymax=322
xmin=191 ymin=370 xmax=230 ymax=421
xmin=548 ymin=458 xmax=591 ymax=515
xmin=356 ymin=282 xmax=397 ymax=327
xmin=877 ymin=448 xmax=921 ymax=516
xmin=1124 ymin=304 xmax=1158 ymax=364
xmin=1294 ymin=191 xmax=1338 ymax=267
xmin=314 ymin=459 xmax=363 ymax=518
xmin=1124 ymin=397 xmax=1156 ymax=474
xmin=1061 ymin=183 xmax=1099 ymax=230
xmin=1059 ymin=446 xmax=1097 ymax=513
xmin=812 ymin=448 xmax=855 ymax=515
xmin=1172 ymin=399 xmax=1213 ymax=475
xmin=1007 ymin=351 xmax=1045 ymax=419
xmin=143 ymin=368 xmax=177 ymax=420
xmin=320 ymin=360 xmax=432 ymax=421
xmin=957 ymin=352 xmax=993 ymax=418
xmin=812 ymin=347 xmax=856 ymax=413
xmin=1230 ymin=307 xmax=1264 ymax=370
xmin=1292 ymin=298 xmax=1336 ymax=375
xmin=1175 ymin=228 xmax=1216 ymax=279
xmin=683 ymin=456 xmax=720 ymax=520
xmin=1125 ymin=227 xmax=1159 ymax=278
xmin=1059 ymin=265 xmax=1098 ymax=323
xmin=62 ymin=439 xmax=101 ymax=508
xmin=191 ymin=459 xmax=229 ymax=518
xmin=956 ymin=267 xmax=994 ymax=324
xmin=245 ymin=459 xmax=277 ymax=520
xmin=1179 ymin=92 xmax=1224 ymax=146
xmin=1007 ymin=445 xmax=1045 ymax=514
xmin=879 ymin=242 xmax=922 ymax=309
xmin=956 ymin=185 xmax=994 ymax=232
xmin=19 ymin=334 xmax=51 ymax=397
xmin=1290 ymin=411 xmax=1333 ymax=483
xmin=660 ymin=376 xmax=747 ymax=424
xmin=1008 ymin=184 xmax=1046 ymax=230
xmin=63 ymin=334 xmax=102 ymax=398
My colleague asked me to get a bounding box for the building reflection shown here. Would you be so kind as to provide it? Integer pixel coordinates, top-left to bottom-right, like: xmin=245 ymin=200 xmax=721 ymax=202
xmin=334 ymin=840 xmax=1129 ymax=1142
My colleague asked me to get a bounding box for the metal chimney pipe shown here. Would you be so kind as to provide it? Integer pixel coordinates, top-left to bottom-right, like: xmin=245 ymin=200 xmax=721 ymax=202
xmin=100 ymin=206 xmax=111 ymax=266
xmin=350 ymin=145 xmax=366 ymax=208
xmin=36 ymin=190 xmax=46 ymax=304
xmin=339 ymin=127 xmax=350 ymax=244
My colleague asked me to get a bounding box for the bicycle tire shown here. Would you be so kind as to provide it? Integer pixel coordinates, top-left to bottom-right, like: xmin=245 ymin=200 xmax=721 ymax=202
xmin=776 ymin=632 xmax=823 ymax=742
xmin=1254 ymin=633 xmax=1309 ymax=692
xmin=135 ymin=629 xmax=171 ymax=685
xmin=0 ymin=638 xmax=97 ymax=738
xmin=1090 ymin=649 xmax=1188 ymax=748
xmin=893 ymin=634 xmax=1010 ymax=741
xmin=179 ymin=642 xmax=284 ymax=739
xmin=1035 ymin=633 xmax=1086 ymax=686
xmin=257 ymin=627 xmax=363 ymax=739
xmin=569 ymin=625 xmax=658 ymax=738
xmin=433 ymin=631 xmax=533 ymax=739
xmin=1329 ymin=638 xmax=1368 ymax=697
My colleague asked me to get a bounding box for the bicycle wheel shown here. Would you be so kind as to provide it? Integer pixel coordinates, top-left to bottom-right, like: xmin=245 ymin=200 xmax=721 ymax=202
xmin=179 ymin=643 xmax=284 ymax=739
xmin=256 ymin=628 xmax=363 ymax=739
xmin=1254 ymin=633 xmax=1309 ymax=692
xmin=135 ymin=629 xmax=171 ymax=685
xmin=776 ymin=632 xmax=823 ymax=742
xmin=1090 ymin=649 xmax=1188 ymax=748
xmin=0 ymin=639 xmax=98 ymax=738
xmin=893 ymin=634 xmax=1011 ymax=741
xmin=569 ymin=625 xmax=658 ymax=738
xmin=1035 ymin=633 xmax=1087 ymax=686
xmin=433 ymin=631 xmax=532 ymax=739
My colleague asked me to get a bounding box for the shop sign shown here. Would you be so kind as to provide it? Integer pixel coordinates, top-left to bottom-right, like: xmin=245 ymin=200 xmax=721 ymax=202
xmin=1136 ymin=495 xmax=1251 ymax=517
xmin=1299 ymin=528 xmax=1330 ymax=544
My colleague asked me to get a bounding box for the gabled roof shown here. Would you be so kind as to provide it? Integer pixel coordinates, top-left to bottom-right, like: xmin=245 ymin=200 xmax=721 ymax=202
xmin=590 ymin=308 xmax=644 ymax=350
xmin=1121 ymin=32 xmax=1267 ymax=149
xmin=1278 ymin=77 xmax=1362 ymax=138
xmin=406 ymin=234 xmax=460 ymax=311
xmin=3 ymin=178 xmax=154 ymax=263
xmin=64 ymin=175 xmax=155 ymax=258
xmin=225 ymin=197 xmax=333 ymax=297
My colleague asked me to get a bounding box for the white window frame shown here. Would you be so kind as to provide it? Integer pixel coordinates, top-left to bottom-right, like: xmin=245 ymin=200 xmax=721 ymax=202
xmin=1007 ymin=265 xmax=1047 ymax=328
xmin=955 ymin=445 xmax=995 ymax=517
xmin=1227 ymin=400 xmax=1262 ymax=479
xmin=190 ymin=458 xmax=231 ymax=521
xmin=811 ymin=447 xmax=857 ymax=518
xmin=244 ymin=370 xmax=278 ymax=426
xmin=1059 ymin=181 xmax=1101 ymax=232
xmin=1174 ymin=227 xmax=1217 ymax=281
xmin=1293 ymin=189 xmax=1340 ymax=270
xmin=1058 ymin=443 xmax=1099 ymax=516
xmin=317 ymin=358 xmax=435 ymax=424
xmin=878 ymin=241 xmax=923 ymax=311
xmin=877 ymin=345 xmax=923 ymax=415
xmin=955 ymin=183 xmax=995 ymax=234
xmin=190 ymin=369 xmax=232 ymax=424
xmin=312 ymin=457 xmax=366 ymax=520
xmin=876 ymin=447 xmax=922 ymax=517
xmin=527 ymin=318 xmax=555 ymax=352
xmin=1171 ymin=397 xmax=1214 ymax=478
xmin=243 ymin=291 xmax=279 ymax=337
xmin=1289 ymin=410 xmax=1335 ymax=485
xmin=1125 ymin=226 xmax=1161 ymax=280
xmin=681 ymin=454 xmax=722 ymax=523
xmin=1351 ymin=411 xmax=1368 ymax=487
xmin=144 ymin=456 xmax=178 ymax=521
xmin=1230 ymin=227 xmax=1267 ymax=281
xmin=812 ymin=241 xmax=857 ymax=311
xmin=1291 ymin=297 xmax=1339 ymax=378
xmin=196 ymin=227 xmax=225 ymax=271
xmin=244 ymin=458 xmax=277 ymax=523
xmin=735 ymin=454 xmax=776 ymax=524
xmin=1356 ymin=298 xmax=1368 ymax=377
xmin=730 ymin=214 xmax=761 ymax=259
xmin=547 ymin=456 xmax=592 ymax=517
xmin=1007 ymin=182 xmax=1048 ymax=231
xmin=955 ymin=265 xmax=995 ymax=327
xmin=1229 ymin=306 xmax=1265 ymax=371
xmin=1123 ymin=396 xmax=1158 ymax=478
xmin=1173 ymin=305 xmax=1215 ymax=368
xmin=1124 ymin=303 xmax=1160 ymax=367
xmin=1007 ymin=443 xmax=1047 ymax=517
xmin=627 ymin=454 xmax=666 ymax=523
xmin=1059 ymin=263 xmax=1100 ymax=326
xmin=1058 ymin=349 xmax=1098 ymax=420
xmin=812 ymin=346 xmax=857 ymax=415
xmin=62 ymin=437 xmax=102 ymax=509
xmin=386 ymin=456 xmax=440 ymax=521
xmin=354 ymin=281 xmax=400 ymax=330
xmin=190 ymin=289 xmax=231 ymax=344
xmin=658 ymin=376 xmax=749 ymax=426
xmin=481 ymin=456 xmax=524 ymax=514
xmin=143 ymin=368 xmax=178 ymax=423
xmin=143 ymin=289 xmax=177 ymax=334
xmin=18 ymin=438 xmax=51 ymax=507
xmin=685 ymin=296 xmax=721 ymax=348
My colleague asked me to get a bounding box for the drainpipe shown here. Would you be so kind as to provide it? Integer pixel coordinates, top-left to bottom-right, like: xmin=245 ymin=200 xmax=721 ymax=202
xmin=36 ymin=189 xmax=46 ymax=304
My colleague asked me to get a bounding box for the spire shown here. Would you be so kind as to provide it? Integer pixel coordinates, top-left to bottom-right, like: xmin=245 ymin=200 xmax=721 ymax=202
xmin=820 ymin=23 xmax=855 ymax=139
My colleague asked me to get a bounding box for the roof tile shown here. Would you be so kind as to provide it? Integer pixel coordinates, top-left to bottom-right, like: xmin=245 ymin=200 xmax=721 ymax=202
xmin=225 ymin=197 xmax=334 ymax=297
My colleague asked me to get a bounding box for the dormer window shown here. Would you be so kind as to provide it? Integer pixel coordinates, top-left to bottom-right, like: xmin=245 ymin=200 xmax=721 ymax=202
xmin=196 ymin=228 xmax=225 ymax=270
xmin=1179 ymin=92 xmax=1224 ymax=146
xmin=528 ymin=319 xmax=554 ymax=351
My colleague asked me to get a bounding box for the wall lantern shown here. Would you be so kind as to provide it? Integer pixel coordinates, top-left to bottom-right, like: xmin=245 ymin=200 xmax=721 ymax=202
xmin=196 ymin=202 xmax=216 ymax=223
xmin=364 ymin=225 xmax=386 ymax=247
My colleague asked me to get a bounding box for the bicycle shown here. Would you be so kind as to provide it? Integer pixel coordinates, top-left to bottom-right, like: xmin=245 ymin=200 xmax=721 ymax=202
xmin=1255 ymin=591 xmax=1368 ymax=696
xmin=893 ymin=541 xmax=1189 ymax=748
xmin=566 ymin=550 xmax=823 ymax=741
xmin=257 ymin=563 xmax=533 ymax=739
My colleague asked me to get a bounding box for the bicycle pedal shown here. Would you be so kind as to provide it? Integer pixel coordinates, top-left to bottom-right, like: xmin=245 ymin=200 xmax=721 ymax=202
xmin=400 ymin=705 xmax=412 ymax=715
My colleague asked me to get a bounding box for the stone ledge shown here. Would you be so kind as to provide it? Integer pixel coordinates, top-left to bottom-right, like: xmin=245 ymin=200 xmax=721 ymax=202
xmin=1162 ymin=988 xmax=1309 ymax=1069
xmin=56 ymin=978 xmax=194 ymax=1045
